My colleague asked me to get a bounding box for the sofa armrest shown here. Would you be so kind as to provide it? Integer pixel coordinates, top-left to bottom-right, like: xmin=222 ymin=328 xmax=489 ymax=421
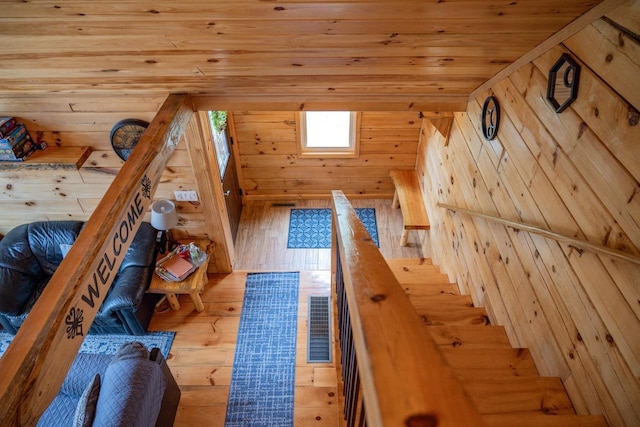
xmin=150 ymin=349 xmax=181 ymax=427
xmin=93 ymin=356 xmax=167 ymax=427
xmin=100 ymin=266 xmax=151 ymax=315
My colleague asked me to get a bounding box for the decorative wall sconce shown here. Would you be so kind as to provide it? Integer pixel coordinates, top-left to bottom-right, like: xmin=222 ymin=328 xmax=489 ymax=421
xmin=481 ymin=96 xmax=500 ymax=141
xmin=546 ymin=53 xmax=581 ymax=113
xmin=150 ymin=199 xmax=178 ymax=253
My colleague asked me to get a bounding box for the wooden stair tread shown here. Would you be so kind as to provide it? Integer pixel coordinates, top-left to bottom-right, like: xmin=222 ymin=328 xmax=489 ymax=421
xmin=391 ymin=257 xmax=590 ymax=422
xmin=386 ymin=258 xmax=434 ymax=267
xmin=427 ymin=325 xmax=511 ymax=349
xmin=387 ymin=258 xmax=452 ymax=285
xmin=416 ymin=305 xmax=489 ymax=326
xmin=408 ymin=294 xmax=473 ymax=307
xmin=483 ymin=414 xmax=608 ymax=427
xmin=402 ymin=282 xmax=459 ymax=296
xmin=463 ymin=377 xmax=574 ymax=415
xmin=442 ymin=348 xmax=539 ymax=377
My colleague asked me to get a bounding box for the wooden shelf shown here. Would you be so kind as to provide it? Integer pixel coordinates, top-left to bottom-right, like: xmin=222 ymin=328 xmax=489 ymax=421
xmin=0 ymin=146 xmax=91 ymax=170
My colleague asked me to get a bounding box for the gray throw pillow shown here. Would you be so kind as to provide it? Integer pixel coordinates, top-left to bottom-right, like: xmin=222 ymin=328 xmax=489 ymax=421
xmin=73 ymin=374 xmax=101 ymax=427
xmin=113 ymin=341 xmax=149 ymax=361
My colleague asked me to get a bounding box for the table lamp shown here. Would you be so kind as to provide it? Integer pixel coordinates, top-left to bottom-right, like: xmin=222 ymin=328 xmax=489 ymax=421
xmin=151 ymin=199 xmax=178 ymax=253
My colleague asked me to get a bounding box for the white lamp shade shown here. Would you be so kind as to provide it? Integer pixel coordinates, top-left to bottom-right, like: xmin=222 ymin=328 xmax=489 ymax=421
xmin=150 ymin=199 xmax=178 ymax=230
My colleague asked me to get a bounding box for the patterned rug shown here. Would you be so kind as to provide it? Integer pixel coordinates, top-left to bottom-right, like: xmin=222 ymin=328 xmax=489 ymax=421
xmin=225 ymin=272 xmax=299 ymax=427
xmin=287 ymin=208 xmax=379 ymax=248
xmin=0 ymin=330 xmax=175 ymax=359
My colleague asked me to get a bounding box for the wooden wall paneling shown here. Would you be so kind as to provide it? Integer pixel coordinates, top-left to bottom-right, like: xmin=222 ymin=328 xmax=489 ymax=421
xmin=83 ymin=148 xmax=191 ymax=168
xmin=480 ymin=151 xmax=583 ymax=377
xmin=240 ymin=153 xmax=418 ymax=169
xmin=416 ymin=124 xmax=446 ymax=266
xmin=563 ymin=17 xmax=640 ymax=110
xmin=606 ymin=0 xmax=640 ymax=33
xmin=502 ymin=66 xmax=640 ymax=328
xmin=530 ymin=47 xmax=640 ymax=245
xmin=79 ymin=165 xmax=195 ymax=184
xmin=498 ymin=65 xmax=640 ymax=424
xmin=234 ymin=111 xmax=419 ymax=198
xmin=533 ymin=49 xmax=640 ymax=182
xmin=185 ymin=111 xmax=234 ymax=272
xmin=15 ymin=112 xmax=155 ymax=133
xmin=243 ymin=177 xmax=394 ymax=196
xmin=0 ymin=93 xmax=204 ymax=245
xmin=474 ymin=86 xmax=623 ymax=413
xmin=522 ymin=80 xmax=640 ymax=250
xmin=468 ymin=0 xmax=629 ymax=100
xmin=423 ymin=119 xmax=521 ymax=346
xmin=359 ymin=140 xmax=419 ymax=155
xmin=455 ymin=113 xmax=569 ymax=377
xmin=0 ymin=168 xmax=84 ymax=184
xmin=360 ymin=112 xmax=421 ymax=129
xmin=423 ymin=110 xmax=639 ymax=425
xmin=428 ymin=119 xmax=496 ymax=307
xmin=504 ymin=65 xmax=640 ymax=378
xmin=418 ymin=8 xmax=640 ymax=423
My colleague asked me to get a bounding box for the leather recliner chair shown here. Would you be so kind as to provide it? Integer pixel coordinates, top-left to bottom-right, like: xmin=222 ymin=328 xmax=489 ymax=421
xmin=0 ymin=221 xmax=161 ymax=335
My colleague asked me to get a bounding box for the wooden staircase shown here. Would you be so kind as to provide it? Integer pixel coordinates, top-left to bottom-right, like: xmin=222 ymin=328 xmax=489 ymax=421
xmin=386 ymin=258 xmax=608 ymax=427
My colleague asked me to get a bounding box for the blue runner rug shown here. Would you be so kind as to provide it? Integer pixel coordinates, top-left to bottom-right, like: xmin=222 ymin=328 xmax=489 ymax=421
xmin=0 ymin=330 xmax=175 ymax=359
xmin=225 ymin=272 xmax=299 ymax=427
xmin=287 ymin=208 xmax=379 ymax=248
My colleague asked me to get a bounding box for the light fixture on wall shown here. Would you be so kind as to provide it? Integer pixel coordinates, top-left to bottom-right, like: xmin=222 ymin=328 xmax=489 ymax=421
xmin=150 ymin=199 xmax=178 ymax=254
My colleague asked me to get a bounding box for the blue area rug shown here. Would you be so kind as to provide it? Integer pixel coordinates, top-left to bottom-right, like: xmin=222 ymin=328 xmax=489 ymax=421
xmin=0 ymin=330 xmax=175 ymax=359
xmin=225 ymin=272 xmax=299 ymax=427
xmin=287 ymin=208 xmax=379 ymax=248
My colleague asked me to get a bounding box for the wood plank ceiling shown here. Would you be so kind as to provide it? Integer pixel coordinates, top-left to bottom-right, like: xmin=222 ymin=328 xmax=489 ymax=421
xmin=0 ymin=0 xmax=604 ymax=111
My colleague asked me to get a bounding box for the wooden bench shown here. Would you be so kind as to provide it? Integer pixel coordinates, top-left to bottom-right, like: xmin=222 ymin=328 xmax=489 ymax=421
xmin=390 ymin=170 xmax=430 ymax=246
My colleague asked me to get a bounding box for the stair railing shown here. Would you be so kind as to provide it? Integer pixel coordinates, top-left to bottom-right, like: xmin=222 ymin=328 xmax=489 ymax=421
xmin=437 ymin=203 xmax=640 ymax=266
xmin=330 ymin=190 xmax=483 ymax=427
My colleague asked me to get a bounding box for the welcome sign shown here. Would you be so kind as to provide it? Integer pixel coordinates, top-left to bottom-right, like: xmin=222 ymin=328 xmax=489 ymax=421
xmin=67 ymin=174 xmax=152 ymax=338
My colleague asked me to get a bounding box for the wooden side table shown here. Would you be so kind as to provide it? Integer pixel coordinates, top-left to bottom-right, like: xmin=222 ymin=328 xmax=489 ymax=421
xmin=147 ymin=239 xmax=214 ymax=312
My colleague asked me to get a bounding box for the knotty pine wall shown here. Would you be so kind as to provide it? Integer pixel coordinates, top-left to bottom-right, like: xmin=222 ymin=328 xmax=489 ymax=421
xmin=0 ymin=95 xmax=204 ymax=238
xmin=417 ymin=7 xmax=639 ymax=426
xmin=234 ymin=111 xmax=420 ymax=198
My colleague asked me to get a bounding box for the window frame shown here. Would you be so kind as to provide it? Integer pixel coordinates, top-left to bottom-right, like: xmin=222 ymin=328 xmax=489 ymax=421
xmin=296 ymin=111 xmax=361 ymax=158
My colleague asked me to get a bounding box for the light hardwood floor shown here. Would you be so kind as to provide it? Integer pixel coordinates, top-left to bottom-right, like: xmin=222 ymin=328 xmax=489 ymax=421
xmin=234 ymin=198 xmax=424 ymax=270
xmin=148 ymin=199 xmax=423 ymax=426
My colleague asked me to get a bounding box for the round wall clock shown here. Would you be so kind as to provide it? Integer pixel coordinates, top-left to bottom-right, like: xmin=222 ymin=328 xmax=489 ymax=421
xmin=481 ymin=96 xmax=500 ymax=141
xmin=110 ymin=119 xmax=150 ymax=161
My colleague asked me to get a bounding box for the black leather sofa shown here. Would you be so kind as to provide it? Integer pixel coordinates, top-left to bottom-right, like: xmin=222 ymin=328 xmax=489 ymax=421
xmin=0 ymin=221 xmax=161 ymax=335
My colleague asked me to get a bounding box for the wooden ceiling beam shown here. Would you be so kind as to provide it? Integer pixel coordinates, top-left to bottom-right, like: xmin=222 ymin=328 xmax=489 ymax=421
xmin=192 ymin=95 xmax=468 ymax=112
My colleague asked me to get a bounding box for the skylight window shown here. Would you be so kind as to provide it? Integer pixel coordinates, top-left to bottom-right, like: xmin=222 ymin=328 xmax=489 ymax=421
xmin=298 ymin=111 xmax=360 ymax=157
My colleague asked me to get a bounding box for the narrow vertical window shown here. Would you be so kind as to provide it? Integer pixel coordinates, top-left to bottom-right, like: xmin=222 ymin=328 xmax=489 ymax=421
xmin=297 ymin=111 xmax=360 ymax=157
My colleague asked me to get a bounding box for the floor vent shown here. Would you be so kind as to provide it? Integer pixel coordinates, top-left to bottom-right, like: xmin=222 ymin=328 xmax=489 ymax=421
xmin=307 ymin=296 xmax=332 ymax=363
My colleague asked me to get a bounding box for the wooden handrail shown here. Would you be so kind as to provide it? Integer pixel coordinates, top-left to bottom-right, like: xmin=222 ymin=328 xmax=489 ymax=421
xmin=437 ymin=203 xmax=640 ymax=266
xmin=0 ymin=94 xmax=194 ymax=426
xmin=331 ymin=191 xmax=483 ymax=427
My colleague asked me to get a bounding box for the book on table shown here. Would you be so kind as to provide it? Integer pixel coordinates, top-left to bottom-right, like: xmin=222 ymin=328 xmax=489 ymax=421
xmin=161 ymin=255 xmax=194 ymax=280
